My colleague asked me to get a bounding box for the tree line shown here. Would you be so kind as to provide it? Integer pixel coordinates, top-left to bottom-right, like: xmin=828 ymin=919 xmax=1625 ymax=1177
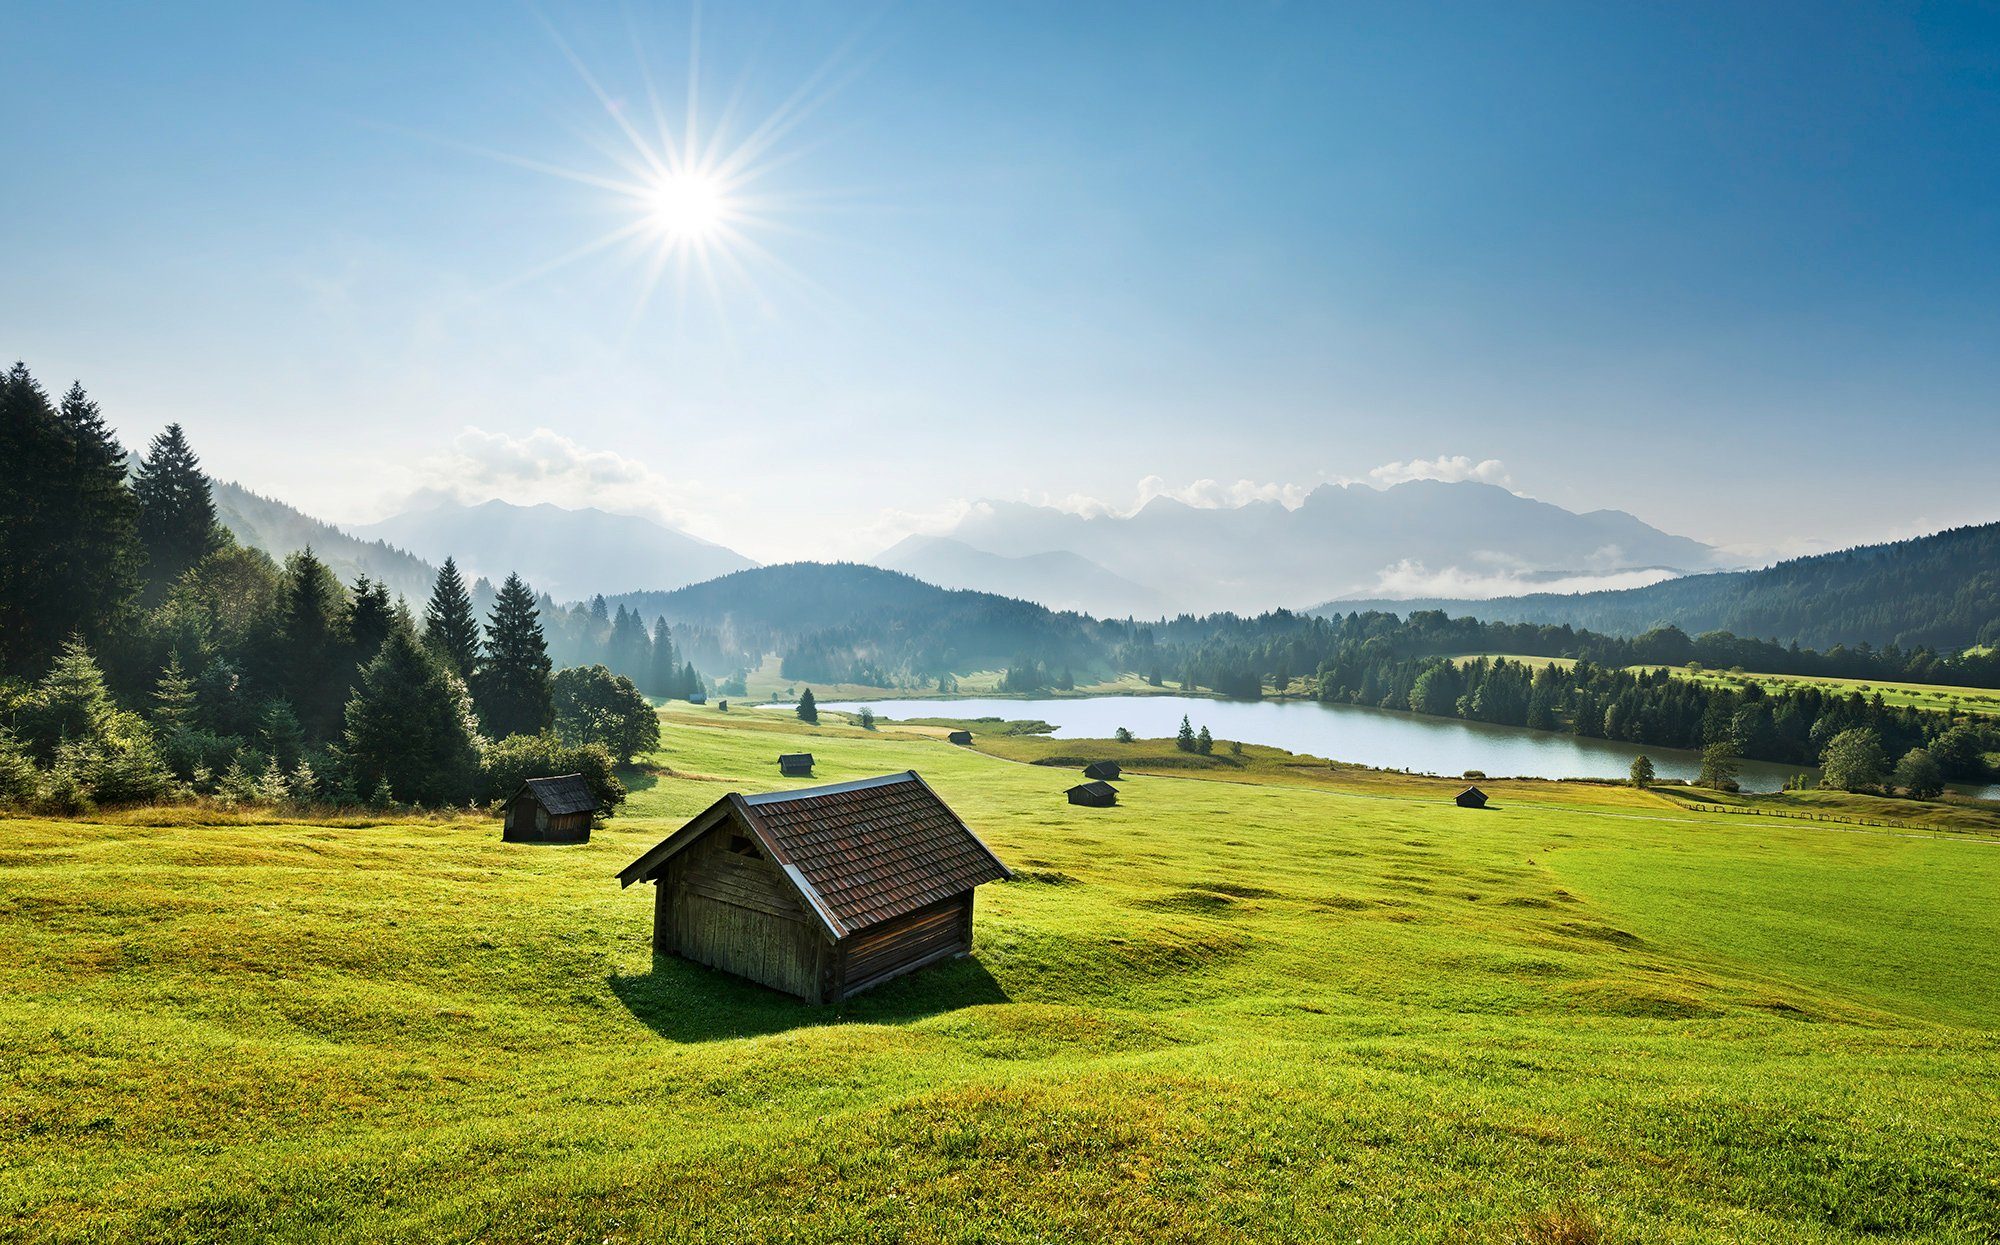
xmin=0 ymin=362 xmax=659 ymax=814
xmin=1122 ymin=608 xmax=1999 ymax=785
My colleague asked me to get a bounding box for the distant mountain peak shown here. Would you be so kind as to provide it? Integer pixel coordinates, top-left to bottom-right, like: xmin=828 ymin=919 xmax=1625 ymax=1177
xmin=906 ymin=477 xmax=1721 ymax=616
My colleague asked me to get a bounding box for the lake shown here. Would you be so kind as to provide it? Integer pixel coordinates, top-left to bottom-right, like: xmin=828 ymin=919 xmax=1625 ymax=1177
xmin=813 ymin=693 xmax=1944 ymax=796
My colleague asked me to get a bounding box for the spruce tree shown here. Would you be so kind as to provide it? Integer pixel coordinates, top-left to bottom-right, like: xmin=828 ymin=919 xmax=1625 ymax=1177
xmin=151 ymin=653 xmax=200 ymax=733
xmin=132 ymin=423 xmax=220 ymax=598
xmin=347 ymin=575 xmax=396 ymax=669
xmin=0 ymin=368 xmax=142 ymax=672
xmin=53 ymin=382 xmax=143 ymax=643
xmin=342 ymin=629 xmax=482 ymax=805
xmin=277 ymin=550 xmax=349 ymax=741
xmin=609 ymin=604 xmax=650 ymax=681
xmin=1176 ymin=715 xmax=1196 ymax=752
xmin=649 ymin=617 xmax=678 ymax=698
xmin=0 ymin=363 xmax=66 ymax=674
xmin=796 ymin=688 xmax=819 ymax=724
xmin=474 ymin=573 xmax=553 ymax=738
xmin=422 ymin=557 xmax=479 ymax=680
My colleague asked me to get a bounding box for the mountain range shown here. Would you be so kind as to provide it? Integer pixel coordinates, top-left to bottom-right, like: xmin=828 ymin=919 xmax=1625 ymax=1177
xmin=1314 ymin=521 xmax=2000 ymax=653
xmin=348 ymin=500 xmax=757 ymax=600
xmin=872 ymin=481 xmax=1729 ymax=616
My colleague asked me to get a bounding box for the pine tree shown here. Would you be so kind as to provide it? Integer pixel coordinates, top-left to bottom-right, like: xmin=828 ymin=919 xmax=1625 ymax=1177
xmin=681 ymin=661 xmax=701 ymax=700
xmin=1176 ymin=715 xmax=1196 ymax=752
xmin=277 ymin=549 xmax=349 ymax=742
xmin=0 ymin=363 xmax=67 ymax=675
xmin=649 ymin=617 xmax=678 ymax=698
xmin=0 ymin=368 xmax=142 ymax=672
xmin=797 ymin=688 xmax=819 ymax=724
xmin=152 ymin=652 xmax=200 ymax=733
xmin=132 ymin=423 xmax=220 ymax=598
xmin=422 ymin=558 xmax=479 ymax=680
xmin=343 ymin=629 xmax=483 ymax=806
xmin=609 ymin=605 xmax=650 ymax=682
xmin=1196 ymin=725 xmax=1214 ymax=755
xmin=347 ymin=575 xmax=396 ymax=669
xmin=53 ymin=382 xmax=143 ymax=643
xmin=474 ymin=573 xmax=553 ymax=738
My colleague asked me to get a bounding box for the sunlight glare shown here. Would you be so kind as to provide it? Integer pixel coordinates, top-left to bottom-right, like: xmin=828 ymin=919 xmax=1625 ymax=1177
xmin=646 ymin=171 xmax=729 ymax=242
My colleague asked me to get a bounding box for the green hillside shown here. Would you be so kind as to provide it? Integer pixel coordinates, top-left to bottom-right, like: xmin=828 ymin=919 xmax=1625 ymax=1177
xmin=6 ymin=705 xmax=1998 ymax=1242
xmin=610 ymin=562 xmax=1115 ymax=684
xmin=211 ymin=479 xmax=437 ymax=603
xmin=1320 ymin=521 xmax=2000 ymax=651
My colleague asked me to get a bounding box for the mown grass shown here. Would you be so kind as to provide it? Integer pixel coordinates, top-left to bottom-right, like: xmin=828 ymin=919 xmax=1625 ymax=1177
xmin=5 ymin=703 xmax=1999 ymax=1241
xmin=1451 ymin=654 xmax=2000 ymax=719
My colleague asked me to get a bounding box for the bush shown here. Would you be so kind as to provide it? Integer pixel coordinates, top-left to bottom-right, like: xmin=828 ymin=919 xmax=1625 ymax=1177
xmin=1893 ymin=748 xmax=1945 ymax=800
xmin=479 ymin=733 xmax=626 ymax=817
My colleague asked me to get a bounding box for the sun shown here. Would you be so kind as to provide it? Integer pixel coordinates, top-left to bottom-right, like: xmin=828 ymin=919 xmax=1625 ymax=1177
xmin=645 ymin=171 xmax=730 ymax=243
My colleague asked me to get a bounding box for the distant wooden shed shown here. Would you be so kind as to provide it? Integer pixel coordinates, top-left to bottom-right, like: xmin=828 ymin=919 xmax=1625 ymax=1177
xmin=1067 ymin=780 xmax=1118 ymax=808
xmin=1455 ymin=785 xmax=1488 ymax=809
xmin=779 ymin=753 xmax=814 ymax=777
xmin=947 ymin=730 xmax=973 ymax=746
xmin=503 ymin=774 xmax=600 ymax=843
xmin=617 ymin=771 xmax=1011 ymax=1003
xmin=1082 ymin=760 xmax=1121 ymax=782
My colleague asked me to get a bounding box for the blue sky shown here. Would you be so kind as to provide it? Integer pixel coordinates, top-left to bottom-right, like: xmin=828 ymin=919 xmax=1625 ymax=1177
xmin=3 ymin=1 xmax=1996 ymax=563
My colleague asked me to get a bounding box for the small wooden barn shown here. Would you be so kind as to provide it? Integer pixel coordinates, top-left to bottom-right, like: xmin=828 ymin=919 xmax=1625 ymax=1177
xmin=1082 ymin=760 xmax=1121 ymax=781
xmin=503 ymin=774 xmax=600 ymax=843
xmin=779 ymin=753 xmax=814 ymax=777
xmin=1067 ymin=780 xmax=1118 ymax=808
xmin=617 ymin=771 xmax=1011 ymax=1003
xmin=1455 ymin=785 xmax=1488 ymax=809
xmin=947 ymin=730 xmax=973 ymax=746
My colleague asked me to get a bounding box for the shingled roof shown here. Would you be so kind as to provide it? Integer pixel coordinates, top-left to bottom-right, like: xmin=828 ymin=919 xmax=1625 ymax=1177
xmin=616 ymin=771 xmax=1011 ymax=940
xmin=518 ymin=774 xmax=599 ymax=815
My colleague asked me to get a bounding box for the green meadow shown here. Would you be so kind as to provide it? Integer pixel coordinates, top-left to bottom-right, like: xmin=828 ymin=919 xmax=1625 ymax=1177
xmin=6 ymin=704 xmax=2000 ymax=1242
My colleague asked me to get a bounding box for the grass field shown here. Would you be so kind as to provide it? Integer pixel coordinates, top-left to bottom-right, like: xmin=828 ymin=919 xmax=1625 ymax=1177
xmin=6 ymin=704 xmax=2000 ymax=1242
xmin=1635 ymin=666 xmax=2000 ymax=718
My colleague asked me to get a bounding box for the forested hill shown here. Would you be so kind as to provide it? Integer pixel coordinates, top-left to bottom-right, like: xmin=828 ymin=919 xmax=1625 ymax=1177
xmin=608 ymin=562 xmax=1119 ymax=684
xmin=211 ymin=480 xmax=438 ymax=603
xmin=1314 ymin=522 xmax=2000 ymax=652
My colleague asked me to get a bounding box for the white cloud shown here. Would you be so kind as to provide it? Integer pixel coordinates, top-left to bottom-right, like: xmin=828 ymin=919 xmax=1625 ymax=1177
xmin=389 ymin=426 xmax=724 ymax=536
xmin=1367 ymin=455 xmax=1511 ymax=488
xmin=852 ymin=499 xmax=992 ymax=553
xmin=1028 ymin=474 xmax=1327 ymax=519
xmin=1363 ymin=559 xmax=1681 ymax=601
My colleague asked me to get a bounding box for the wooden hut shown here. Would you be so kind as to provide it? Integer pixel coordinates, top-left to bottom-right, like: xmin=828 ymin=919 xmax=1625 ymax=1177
xmin=779 ymin=753 xmax=814 ymax=777
xmin=1067 ymin=780 xmax=1118 ymax=808
xmin=1455 ymin=785 xmax=1488 ymax=809
xmin=1082 ymin=760 xmax=1121 ymax=782
xmin=947 ymin=730 xmax=973 ymax=746
xmin=502 ymin=774 xmax=600 ymax=843
xmin=616 ymin=771 xmax=1011 ymax=1003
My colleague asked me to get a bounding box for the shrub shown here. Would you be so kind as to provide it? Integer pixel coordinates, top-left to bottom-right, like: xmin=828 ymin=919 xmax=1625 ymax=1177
xmin=479 ymin=733 xmax=626 ymax=817
xmin=1893 ymin=748 xmax=1945 ymax=799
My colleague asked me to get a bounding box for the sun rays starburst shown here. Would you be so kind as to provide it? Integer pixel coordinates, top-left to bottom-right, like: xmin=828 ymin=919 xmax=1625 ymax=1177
xmin=420 ymin=7 xmax=870 ymax=337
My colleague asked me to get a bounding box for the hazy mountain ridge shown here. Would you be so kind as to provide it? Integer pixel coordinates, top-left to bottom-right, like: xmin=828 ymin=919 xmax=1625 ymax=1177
xmin=606 ymin=562 xmax=1111 ymax=683
xmin=352 ymin=499 xmax=757 ymax=601
xmin=212 ymin=480 xmax=438 ymax=602
xmin=1315 ymin=521 xmax=2000 ymax=652
xmin=874 ymin=535 xmax=1170 ymax=618
xmin=887 ymin=480 xmax=1726 ymax=615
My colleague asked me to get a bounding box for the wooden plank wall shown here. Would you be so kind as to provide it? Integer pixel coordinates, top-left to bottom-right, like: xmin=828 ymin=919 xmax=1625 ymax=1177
xmin=659 ymin=828 xmax=828 ymax=1000
xmin=837 ymin=893 xmax=972 ymax=998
